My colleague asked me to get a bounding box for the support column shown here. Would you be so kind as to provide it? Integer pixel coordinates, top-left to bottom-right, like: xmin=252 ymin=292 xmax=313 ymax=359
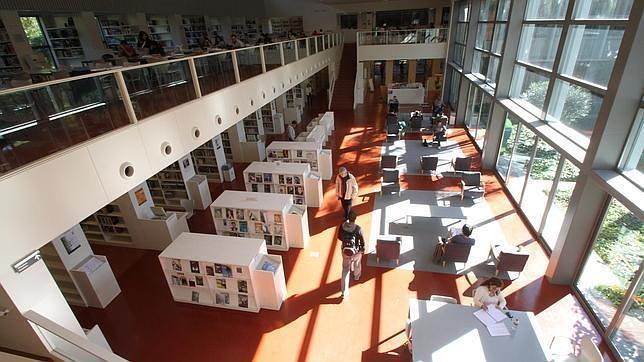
xmin=74 ymin=12 xmax=106 ymax=60
xmin=407 ymin=60 xmax=416 ymax=83
xmin=0 ymin=10 xmax=33 ymax=71
xmin=385 ymin=60 xmax=393 ymax=85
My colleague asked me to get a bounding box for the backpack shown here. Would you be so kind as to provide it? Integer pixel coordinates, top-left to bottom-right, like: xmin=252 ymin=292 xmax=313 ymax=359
xmin=340 ymin=224 xmax=360 ymax=256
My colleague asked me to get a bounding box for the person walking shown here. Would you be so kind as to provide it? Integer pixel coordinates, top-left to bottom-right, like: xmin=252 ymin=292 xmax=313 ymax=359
xmin=287 ymin=121 xmax=297 ymax=141
xmin=339 ymin=210 xmax=365 ymax=299
xmin=305 ymin=83 xmax=313 ymax=106
xmin=335 ymin=167 xmax=359 ymax=221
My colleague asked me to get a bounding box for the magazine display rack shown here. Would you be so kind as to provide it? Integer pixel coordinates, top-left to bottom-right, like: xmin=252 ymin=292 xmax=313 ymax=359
xmin=265 ymin=141 xmax=333 ymax=180
xmin=243 ymin=161 xmax=323 ymax=207
xmin=159 ymin=232 xmax=287 ymax=312
xmin=210 ymin=191 xmax=309 ymax=251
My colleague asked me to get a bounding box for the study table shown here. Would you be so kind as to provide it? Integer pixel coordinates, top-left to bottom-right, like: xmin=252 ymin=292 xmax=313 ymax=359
xmin=408 ymin=299 xmax=551 ymax=362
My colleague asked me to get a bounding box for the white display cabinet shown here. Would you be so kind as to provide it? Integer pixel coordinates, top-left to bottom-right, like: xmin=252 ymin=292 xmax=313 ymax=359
xmin=41 ymin=225 xmax=121 ymax=308
xmin=243 ymin=161 xmax=323 ymax=207
xmin=158 ymin=232 xmax=287 ymax=312
xmin=266 ymin=141 xmax=333 ymax=180
xmin=210 ymin=190 xmax=309 ymax=251
xmin=191 ymin=134 xmax=228 ymax=183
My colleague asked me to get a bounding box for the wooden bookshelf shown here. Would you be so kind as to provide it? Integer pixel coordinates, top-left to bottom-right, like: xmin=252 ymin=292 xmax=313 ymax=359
xmin=147 ymin=162 xmax=190 ymax=209
xmin=266 ymin=141 xmax=333 ymax=180
xmin=42 ymin=16 xmax=85 ymax=64
xmin=221 ymin=130 xmax=234 ymax=161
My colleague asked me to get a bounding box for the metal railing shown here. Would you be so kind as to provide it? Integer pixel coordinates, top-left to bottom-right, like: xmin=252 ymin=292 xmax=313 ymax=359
xmin=0 ymin=33 xmax=341 ymax=177
xmin=357 ymin=28 xmax=448 ymax=46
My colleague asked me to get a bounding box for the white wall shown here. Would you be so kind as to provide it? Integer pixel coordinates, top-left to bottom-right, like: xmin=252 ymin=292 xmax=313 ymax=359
xmin=357 ymin=42 xmax=448 ymax=61
xmin=264 ymin=0 xmax=452 ymax=33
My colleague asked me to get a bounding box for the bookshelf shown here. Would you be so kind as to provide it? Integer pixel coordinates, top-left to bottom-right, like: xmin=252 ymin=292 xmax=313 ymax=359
xmin=220 ymin=130 xmax=234 ymax=161
xmin=269 ymin=17 xmax=303 ymax=36
xmin=40 ymin=242 xmax=86 ymax=306
xmin=266 ymin=141 xmax=333 ymax=180
xmin=146 ymin=155 xmax=212 ymax=210
xmin=81 ymin=203 xmax=132 ymax=244
xmin=243 ymin=110 xmax=264 ymax=142
xmin=191 ymin=139 xmax=222 ymax=183
xmin=243 ymin=161 xmax=323 ymax=207
xmin=0 ymin=20 xmax=21 ymax=75
xmin=42 ymin=16 xmax=85 ymax=65
xmin=182 ymin=15 xmax=207 ymax=47
xmin=260 ymin=100 xmax=284 ymax=134
xmin=207 ymin=17 xmax=222 ymax=39
xmin=159 ymin=232 xmax=287 ymax=312
xmin=97 ymin=15 xmax=140 ymax=51
xmin=210 ymin=190 xmax=309 ymax=250
xmin=147 ymin=15 xmax=174 ymax=50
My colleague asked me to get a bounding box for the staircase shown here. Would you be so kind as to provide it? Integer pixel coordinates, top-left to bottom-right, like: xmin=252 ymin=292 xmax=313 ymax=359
xmin=331 ymin=44 xmax=357 ymax=110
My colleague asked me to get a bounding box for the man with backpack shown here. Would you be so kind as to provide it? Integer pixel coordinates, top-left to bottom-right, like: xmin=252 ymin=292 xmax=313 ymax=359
xmin=339 ymin=210 xmax=365 ymax=299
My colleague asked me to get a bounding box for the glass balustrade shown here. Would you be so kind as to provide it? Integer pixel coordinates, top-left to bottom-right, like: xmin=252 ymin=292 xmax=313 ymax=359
xmin=357 ymin=28 xmax=449 ymax=45
xmin=316 ymin=36 xmax=323 ymax=52
xmin=194 ymin=52 xmax=236 ymax=95
xmin=308 ymin=38 xmax=317 ymax=55
xmin=0 ymin=34 xmax=341 ymax=175
xmin=122 ymin=60 xmax=196 ymax=120
xmin=236 ymin=47 xmax=263 ymax=81
xmin=298 ymin=39 xmax=308 ymax=58
xmin=0 ymin=74 xmax=129 ymax=176
xmin=263 ymin=44 xmax=282 ymax=71
xmin=282 ymin=41 xmax=296 ymax=64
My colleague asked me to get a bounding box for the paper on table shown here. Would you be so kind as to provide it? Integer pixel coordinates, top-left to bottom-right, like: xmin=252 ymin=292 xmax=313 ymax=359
xmin=473 ymin=309 xmax=497 ymax=327
xmin=487 ymin=304 xmax=508 ymax=322
xmin=487 ymin=323 xmax=510 ymax=337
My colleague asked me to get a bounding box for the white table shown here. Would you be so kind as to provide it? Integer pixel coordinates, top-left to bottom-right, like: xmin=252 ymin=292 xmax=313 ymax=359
xmin=409 ymin=299 xmax=551 ymax=362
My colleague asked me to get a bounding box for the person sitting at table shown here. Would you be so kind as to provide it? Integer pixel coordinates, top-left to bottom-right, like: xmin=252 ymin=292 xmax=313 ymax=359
xmin=230 ymin=34 xmax=245 ymax=49
xmin=117 ymin=40 xmax=137 ymax=58
xmin=213 ymin=35 xmax=226 ymax=48
xmin=473 ymin=277 xmax=507 ymax=311
xmin=198 ymin=34 xmax=212 ymax=49
xmin=433 ymin=119 xmax=447 ymax=149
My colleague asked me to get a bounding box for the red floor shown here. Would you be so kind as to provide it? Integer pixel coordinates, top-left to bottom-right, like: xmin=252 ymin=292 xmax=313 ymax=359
xmin=71 ymin=74 xmax=617 ymax=362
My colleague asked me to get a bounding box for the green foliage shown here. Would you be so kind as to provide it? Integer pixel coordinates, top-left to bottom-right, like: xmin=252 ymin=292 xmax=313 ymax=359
xmin=594 ymin=201 xmax=644 ymax=283
xmin=523 ymin=80 xmax=592 ymax=129
xmin=595 ymin=285 xmax=643 ymax=310
xmin=20 ymin=17 xmax=46 ymax=47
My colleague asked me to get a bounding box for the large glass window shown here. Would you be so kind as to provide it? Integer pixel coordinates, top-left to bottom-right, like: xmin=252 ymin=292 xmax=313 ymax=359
xmin=542 ymin=160 xmax=579 ymax=248
xmin=20 ymin=16 xmax=57 ymax=70
xmin=496 ymin=116 xmax=520 ymax=180
xmin=446 ymin=66 xmax=461 ymax=110
xmin=509 ymin=65 xmax=550 ymax=116
xmin=516 ymin=25 xmax=562 ymax=70
xmin=575 ymin=198 xmax=642 ymax=340
xmin=610 ymin=281 xmax=643 ymax=362
xmin=525 ymin=0 xmax=569 ymax=20
xmin=506 ymin=124 xmax=536 ymax=200
xmin=573 ymin=0 xmax=634 ymax=20
xmin=559 ymin=25 xmax=625 ymax=87
xmin=547 ymin=79 xmax=603 ymax=147
xmin=451 ymin=2 xmax=470 ymax=67
xmin=619 ymin=108 xmax=644 ymax=187
xmin=522 ymin=139 xmax=560 ymax=228
xmin=472 ymin=0 xmax=509 ymax=89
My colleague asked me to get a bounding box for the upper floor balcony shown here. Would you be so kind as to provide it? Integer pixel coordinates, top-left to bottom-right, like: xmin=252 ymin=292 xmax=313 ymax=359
xmin=0 ymin=33 xmax=341 ymax=178
xmin=356 ymin=28 xmax=449 ymax=62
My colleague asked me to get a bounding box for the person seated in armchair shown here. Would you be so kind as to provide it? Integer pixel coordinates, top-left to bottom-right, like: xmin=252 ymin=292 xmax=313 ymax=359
xmin=433 ymin=224 xmax=475 ymax=262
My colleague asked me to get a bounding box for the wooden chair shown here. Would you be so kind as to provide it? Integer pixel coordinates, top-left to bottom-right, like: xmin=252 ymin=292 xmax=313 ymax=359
xmin=380 ymin=169 xmax=401 ymax=196
xmin=419 ymin=156 xmax=438 ymax=175
xmin=460 ymin=171 xmax=485 ymax=200
xmin=380 ymin=155 xmax=398 ymax=170
xmin=376 ymin=235 xmax=401 ymax=265
xmin=439 ymin=242 xmax=473 ymax=268
xmin=452 ymin=156 xmax=472 ymax=172
xmin=494 ymin=250 xmax=529 ymax=278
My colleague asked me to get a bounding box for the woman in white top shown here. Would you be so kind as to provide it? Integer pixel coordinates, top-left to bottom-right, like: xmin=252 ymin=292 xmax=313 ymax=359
xmin=473 ymin=277 xmax=507 ymax=311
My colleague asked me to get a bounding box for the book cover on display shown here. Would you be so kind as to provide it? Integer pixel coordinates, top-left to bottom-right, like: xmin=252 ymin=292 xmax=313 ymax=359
xmin=172 ymin=259 xmax=182 ymax=272
xmin=195 ymin=276 xmax=204 ymax=286
xmin=205 ymin=265 xmax=214 ymax=276
xmin=191 ymin=291 xmax=200 ymax=302
xmin=214 ymin=208 xmax=223 ymax=219
xmin=240 ymin=221 xmax=248 ymax=233
xmin=238 ymin=294 xmax=249 ymax=308
xmin=216 ymin=278 xmax=227 ymax=289
xmin=264 ymin=234 xmax=273 ymax=245
xmin=215 ymin=292 xmax=230 ymax=305
xmin=264 ymin=184 xmax=272 ymax=193
xmin=263 ymin=173 xmax=272 ymax=183
xmin=238 ymin=280 xmax=248 ymax=293
xmin=236 ymin=209 xmax=245 ymax=220
xmin=274 ymin=213 xmax=282 ymax=223
xmin=251 ymin=184 xmax=258 ymax=192
xmin=190 ymin=261 xmax=200 ymax=274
